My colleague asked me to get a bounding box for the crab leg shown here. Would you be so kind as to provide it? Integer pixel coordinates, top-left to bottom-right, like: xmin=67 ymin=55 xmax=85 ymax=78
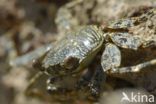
xmin=112 ymin=59 xmax=156 ymax=73
xmin=101 ymin=43 xmax=156 ymax=73
xmin=25 ymin=72 xmax=43 ymax=96
xmin=142 ymin=36 xmax=156 ymax=48
xmin=109 ymin=32 xmax=142 ymax=50
xmin=101 ymin=43 xmax=121 ymax=72
xmin=88 ymin=65 xmax=106 ymax=96
xmin=77 ymin=65 xmax=106 ymax=96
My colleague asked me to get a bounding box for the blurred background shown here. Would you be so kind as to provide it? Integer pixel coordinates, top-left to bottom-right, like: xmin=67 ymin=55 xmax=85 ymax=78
xmin=0 ymin=0 xmax=156 ymax=104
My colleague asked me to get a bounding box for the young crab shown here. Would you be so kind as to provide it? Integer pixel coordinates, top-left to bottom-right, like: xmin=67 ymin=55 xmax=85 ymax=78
xmin=10 ymin=0 xmax=156 ymax=97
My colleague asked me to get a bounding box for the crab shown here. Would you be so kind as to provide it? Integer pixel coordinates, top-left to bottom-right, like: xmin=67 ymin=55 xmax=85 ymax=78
xmin=10 ymin=0 xmax=156 ymax=97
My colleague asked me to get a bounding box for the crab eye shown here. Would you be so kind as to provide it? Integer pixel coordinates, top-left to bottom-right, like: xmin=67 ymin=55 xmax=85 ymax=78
xmin=33 ymin=59 xmax=45 ymax=71
xmin=61 ymin=56 xmax=79 ymax=70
